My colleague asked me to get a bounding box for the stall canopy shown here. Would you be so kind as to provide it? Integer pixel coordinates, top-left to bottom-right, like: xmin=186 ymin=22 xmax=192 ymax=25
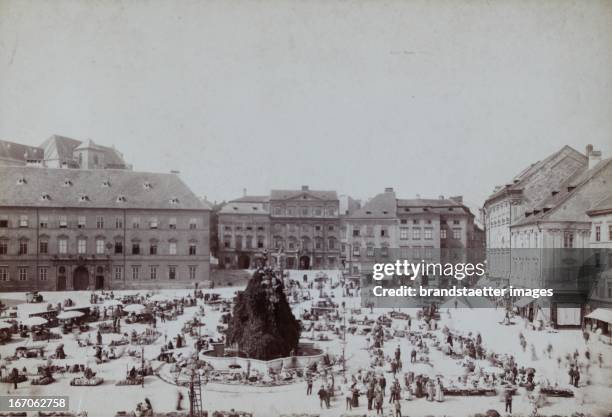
xmin=585 ymin=308 xmax=612 ymax=324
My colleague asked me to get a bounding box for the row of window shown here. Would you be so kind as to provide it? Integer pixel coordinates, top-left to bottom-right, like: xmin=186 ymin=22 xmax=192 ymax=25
xmin=0 ymin=215 xmax=199 ymax=230
xmin=272 ymin=237 xmax=338 ymax=251
xmin=0 ymin=265 xmax=199 ymax=281
xmin=0 ymin=238 xmax=198 ymax=256
xmin=222 ymin=225 xmax=266 ymax=232
xmin=348 ymin=244 xmax=436 ymax=258
xmin=270 ymin=224 xmax=336 ymax=233
xmin=223 ymin=235 xmax=266 ymax=250
xmin=594 ymin=225 xmax=612 ymax=242
xmin=272 ymin=206 xmax=337 ymax=217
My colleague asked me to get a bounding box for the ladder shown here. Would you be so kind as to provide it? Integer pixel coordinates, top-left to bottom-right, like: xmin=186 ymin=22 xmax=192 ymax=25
xmin=188 ymin=369 xmax=203 ymax=417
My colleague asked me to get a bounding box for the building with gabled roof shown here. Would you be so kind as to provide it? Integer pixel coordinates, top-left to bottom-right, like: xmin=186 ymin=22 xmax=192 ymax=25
xmin=0 ymin=166 xmax=210 ymax=292
xmin=508 ymin=152 xmax=612 ymax=327
xmin=2 ymin=135 xmax=130 ymax=170
xmin=483 ymin=145 xmax=588 ymax=284
xmin=0 ymin=140 xmax=45 ymax=166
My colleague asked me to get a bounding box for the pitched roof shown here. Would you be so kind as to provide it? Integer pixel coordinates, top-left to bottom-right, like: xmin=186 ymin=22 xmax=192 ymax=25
xmin=219 ymin=201 xmax=269 ymax=215
xmin=270 ymin=189 xmax=337 ymax=201
xmin=348 ymin=191 xmax=397 ymax=219
xmin=397 ymin=198 xmax=460 ymax=207
xmin=39 ymin=135 xmax=127 ymax=168
xmin=0 ymin=166 xmax=209 ymax=210
xmin=513 ymin=158 xmax=612 ymax=226
xmin=586 ymin=194 xmax=612 ymax=216
xmin=73 ymin=139 xmax=127 ymax=167
xmin=484 ymin=145 xmax=586 ymax=205
xmin=229 ymin=195 xmax=269 ymax=203
xmin=40 ymin=135 xmax=81 ymax=163
xmin=0 ymin=140 xmax=44 ymax=163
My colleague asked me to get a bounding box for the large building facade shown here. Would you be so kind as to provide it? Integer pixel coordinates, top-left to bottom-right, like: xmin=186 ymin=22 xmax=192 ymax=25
xmin=343 ymin=188 xmax=484 ymax=283
xmin=269 ymin=187 xmax=341 ymax=270
xmin=217 ymin=196 xmax=270 ymax=269
xmin=217 ymin=186 xmax=341 ymax=270
xmin=483 ymin=145 xmax=588 ymax=284
xmin=504 ymin=150 xmax=611 ymax=327
xmin=0 ymin=166 xmax=210 ymax=291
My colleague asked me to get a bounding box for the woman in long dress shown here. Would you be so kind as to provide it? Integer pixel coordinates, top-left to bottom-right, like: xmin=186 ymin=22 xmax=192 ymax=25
xmin=435 ymin=378 xmax=444 ymax=402
xmin=427 ymin=379 xmax=435 ymax=401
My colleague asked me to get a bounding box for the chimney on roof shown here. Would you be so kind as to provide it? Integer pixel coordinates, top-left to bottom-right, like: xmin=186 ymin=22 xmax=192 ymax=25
xmin=450 ymin=195 xmax=463 ymax=204
xmin=438 ymin=195 xmax=444 ymax=200
xmin=384 ymin=187 xmax=394 ymax=193
xmin=243 ymin=188 xmax=247 ymax=197
xmin=416 ymin=194 xmax=421 ymax=199
xmin=301 ymin=185 xmax=309 ymax=191
xmin=170 ymin=170 xmax=180 ymax=174
xmin=585 ymin=144 xmax=602 ymax=169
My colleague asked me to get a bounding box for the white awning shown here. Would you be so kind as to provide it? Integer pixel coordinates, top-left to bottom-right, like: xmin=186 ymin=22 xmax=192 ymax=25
xmin=585 ymin=308 xmax=612 ymax=324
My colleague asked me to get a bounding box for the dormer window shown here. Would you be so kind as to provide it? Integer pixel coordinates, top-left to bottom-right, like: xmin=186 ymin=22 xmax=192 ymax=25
xmin=143 ymin=182 xmax=152 ymax=190
xmin=40 ymin=193 xmax=51 ymax=201
xmin=63 ymin=179 xmax=73 ymax=187
xmin=169 ymin=197 xmax=180 ymax=205
xmin=17 ymin=177 xmax=27 ymax=185
xmin=116 ymin=195 xmax=127 ymax=203
xmin=79 ymin=195 xmax=90 ymax=202
xmin=102 ymin=180 xmax=112 ymax=187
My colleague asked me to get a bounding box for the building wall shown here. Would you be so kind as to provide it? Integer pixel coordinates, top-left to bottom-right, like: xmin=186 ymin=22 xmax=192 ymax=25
xmin=345 ymin=218 xmax=398 ymax=275
xmin=0 ymin=207 xmax=210 ymax=291
xmin=484 ymin=147 xmax=587 ymax=282
xmin=269 ymin=198 xmax=340 ymax=269
xmin=587 ymin=211 xmax=612 ymax=308
xmin=217 ymin=212 xmax=269 ymax=269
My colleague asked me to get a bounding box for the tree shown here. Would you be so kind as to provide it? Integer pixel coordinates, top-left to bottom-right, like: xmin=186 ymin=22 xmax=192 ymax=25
xmin=226 ymin=266 xmax=300 ymax=360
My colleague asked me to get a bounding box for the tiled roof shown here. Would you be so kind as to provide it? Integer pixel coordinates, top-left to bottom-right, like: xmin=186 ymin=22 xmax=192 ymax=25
xmin=39 ymin=135 xmax=127 ymax=168
xmin=270 ymin=189 xmax=338 ymax=201
xmin=348 ymin=191 xmax=397 ymax=219
xmin=513 ymin=158 xmax=612 ymax=226
xmin=0 ymin=166 xmax=209 ymax=210
xmin=219 ymin=201 xmax=269 ymax=215
xmin=484 ymin=145 xmax=586 ymax=204
xmin=0 ymin=140 xmax=44 ymax=162
xmin=397 ymin=198 xmax=459 ymax=207
xmin=40 ymin=135 xmax=81 ymax=163
xmin=587 ymin=194 xmax=612 ymax=216
xmin=229 ymin=195 xmax=269 ymax=203
xmin=73 ymin=139 xmax=127 ymax=167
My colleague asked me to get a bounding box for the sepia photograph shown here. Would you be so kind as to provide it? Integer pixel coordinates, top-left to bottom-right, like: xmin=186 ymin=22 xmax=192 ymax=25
xmin=1 ymin=1 xmax=612 ymax=417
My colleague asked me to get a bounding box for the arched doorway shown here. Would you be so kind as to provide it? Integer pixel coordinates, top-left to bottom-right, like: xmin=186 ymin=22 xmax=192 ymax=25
xmin=299 ymin=255 xmax=310 ymax=270
xmin=95 ymin=266 xmax=105 ymax=290
xmin=238 ymin=254 xmax=250 ymax=269
xmin=73 ymin=266 xmax=89 ymax=290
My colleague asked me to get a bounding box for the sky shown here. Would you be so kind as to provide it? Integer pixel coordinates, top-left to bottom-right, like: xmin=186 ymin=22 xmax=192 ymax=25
xmin=1 ymin=0 xmax=611 ymax=210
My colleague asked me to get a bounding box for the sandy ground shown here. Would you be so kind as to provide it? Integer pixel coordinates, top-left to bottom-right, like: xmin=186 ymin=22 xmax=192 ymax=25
xmin=1 ymin=279 xmax=611 ymax=417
